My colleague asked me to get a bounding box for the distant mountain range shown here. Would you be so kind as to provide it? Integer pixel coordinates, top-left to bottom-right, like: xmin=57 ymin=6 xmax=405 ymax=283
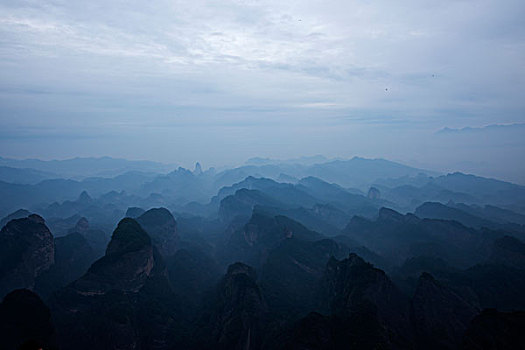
xmin=0 ymin=156 xmax=175 ymax=179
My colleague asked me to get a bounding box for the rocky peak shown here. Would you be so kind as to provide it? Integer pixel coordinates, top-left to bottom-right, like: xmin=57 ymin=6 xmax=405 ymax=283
xmin=137 ymin=208 xmax=178 ymax=257
xmin=0 ymin=215 xmax=54 ymax=297
xmin=73 ymin=217 xmax=89 ymax=233
xmin=77 ymin=190 xmax=92 ymax=203
xmin=319 ymin=253 xmax=413 ymax=347
xmin=209 ymin=262 xmax=266 ymax=350
xmin=73 ymin=218 xmax=155 ymax=294
xmin=194 ymin=161 xmax=203 ymax=175
xmin=28 ymin=214 xmax=45 ymax=224
xmin=50 ymin=218 xmax=177 ymax=350
xmin=106 ymin=218 xmax=151 ymax=256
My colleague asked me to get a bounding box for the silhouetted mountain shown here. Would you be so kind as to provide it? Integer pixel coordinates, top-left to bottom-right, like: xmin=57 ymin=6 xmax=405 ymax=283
xmin=451 ymin=202 xmax=525 ymax=225
xmin=0 ymin=166 xmax=58 ymax=185
xmin=318 ymin=253 xmax=413 ymax=349
xmin=0 ymin=208 xmax=31 ymax=229
xmin=0 ymin=289 xmax=58 ymax=350
xmin=378 ymin=172 xmax=525 ymax=212
xmin=260 ymin=238 xmax=349 ymax=318
xmin=463 ymin=309 xmax=525 ymax=350
xmin=222 ymin=211 xmax=323 ymax=268
xmin=216 ymin=157 xmax=434 ymax=191
xmin=343 ymin=207 xmax=497 ymax=268
xmin=198 ymin=262 xmax=267 ymax=350
xmin=125 ymin=206 xmax=145 ymax=218
xmin=50 ymin=218 xmax=183 ymax=349
xmin=66 ymin=217 xmax=108 ymax=257
xmin=488 ymin=236 xmax=525 ymax=269
xmin=0 ymin=156 xmax=172 ymax=178
xmin=35 ymin=232 xmax=97 ymax=299
xmin=140 ymin=167 xmax=215 ymax=203
xmin=415 ymin=202 xmax=497 ymax=229
xmin=167 ymin=247 xmax=221 ymax=317
xmin=137 ymin=207 xmax=179 ymax=257
xmin=0 ymin=214 xmax=54 ymax=298
xmin=219 ymin=189 xmax=285 ymax=222
xmin=411 ymin=273 xmax=479 ymax=349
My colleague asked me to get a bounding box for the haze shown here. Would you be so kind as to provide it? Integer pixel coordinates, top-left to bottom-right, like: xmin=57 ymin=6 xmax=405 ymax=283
xmin=1 ymin=0 xmax=524 ymax=183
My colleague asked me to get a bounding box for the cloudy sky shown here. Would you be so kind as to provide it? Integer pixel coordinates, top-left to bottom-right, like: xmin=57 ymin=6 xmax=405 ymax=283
xmin=0 ymin=0 xmax=524 ymax=182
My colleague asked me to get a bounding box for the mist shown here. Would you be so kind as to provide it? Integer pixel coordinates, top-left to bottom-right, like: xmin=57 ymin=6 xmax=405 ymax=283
xmin=2 ymin=2 xmax=525 ymax=350
xmin=1 ymin=0 xmax=524 ymax=183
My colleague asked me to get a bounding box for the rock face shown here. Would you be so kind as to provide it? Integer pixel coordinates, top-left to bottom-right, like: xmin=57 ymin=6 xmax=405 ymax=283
xmin=0 ymin=214 xmax=54 ymax=298
xmin=51 ymin=218 xmax=181 ymax=350
xmin=137 ymin=207 xmax=179 ymax=257
xmin=202 ymin=262 xmax=267 ymax=350
xmin=411 ymin=272 xmax=479 ymax=350
xmin=35 ymin=232 xmax=97 ymax=299
xmin=317 ymin=253 xmax=413 ymax=349
xmin=75 ymin=218 xmax=155 ymax=294
xmin=463 ymin=309 xmax=525 ymax=350
xmin=0 ymin=289 xmax=58 ymax=350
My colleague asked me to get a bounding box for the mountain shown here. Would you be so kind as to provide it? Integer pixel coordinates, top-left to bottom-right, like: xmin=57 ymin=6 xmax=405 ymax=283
xmin=221 ymin=211 xmax=323 ymax=268
xmin=35 ymin=232 xmax=97 ymax=299
xmin=167 ymin=247 xmax=221 ymax=318
xmin=450 ymin=202 xmax=525 ymax=226
xmin=0 ymin=208 xmax=31 ymax=229
xmin=0 ymin=166 xmax=58 ymax=184
xmin=137 ymin=207 xmax=179 ymax=257
xmin=463 ymin=309 xmax=525 ymax=350
xmin=197 ymin=262 xmax=267 ymax=350
xmin=0 ymin=214 xmax=54 ymax=298
xmin=415 ymin=202 xmax=498 ymax=229
xmin=216 ymin=157 xmax=435 ymax=190
xmin=67 ymin=217 xmax=108 ymax=257
xmin=271 ymin=253 xmax=413 ymax=349
xmin=260 ymin=238 xmax=350 ymax=318
xmin=0 ymin=156 xmax=173 ymax=178
xmin=318 ymin=253 xmax=413 ymax=349
xmin=411 ymin=273 xmax=479 ymax=349
xmin=488 ymin=236 xmax=525 ymax=269
xmin=125 ymin=206 xmax=145 ymax=218
xmin=344 ymin=206 xmax=514 ymax=269
xmin=0 ymin=289 xmax=58 ymax=350
xmin=50 ymin=218 xmax=183 ymax=349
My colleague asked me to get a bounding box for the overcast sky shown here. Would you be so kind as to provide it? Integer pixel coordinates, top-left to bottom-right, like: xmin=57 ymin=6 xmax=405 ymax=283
xmin=0 ymin=0 xmax=524 ymax=182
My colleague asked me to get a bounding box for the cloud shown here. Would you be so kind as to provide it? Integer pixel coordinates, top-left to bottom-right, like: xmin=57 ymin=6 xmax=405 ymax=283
xmin=0 ymin=0 xmax=524 ymax=179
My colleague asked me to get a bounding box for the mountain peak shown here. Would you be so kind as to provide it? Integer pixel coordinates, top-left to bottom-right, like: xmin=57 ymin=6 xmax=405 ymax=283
xmin=194 ymin=162 xmax=203 ymax=175
xmin=106 ymin=218 xmax=151 ymax=256
xmin=378 ymin=207 xmax=404 ymax=221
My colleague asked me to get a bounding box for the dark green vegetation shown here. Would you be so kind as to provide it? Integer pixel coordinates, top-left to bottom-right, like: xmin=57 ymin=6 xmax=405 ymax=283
xmin=1 ymin=157 xmax=525 ymax=349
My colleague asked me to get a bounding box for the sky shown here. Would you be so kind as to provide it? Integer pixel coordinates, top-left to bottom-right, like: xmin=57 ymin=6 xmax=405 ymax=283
xmin=0 ymin=0 xmax=524 ymax=183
